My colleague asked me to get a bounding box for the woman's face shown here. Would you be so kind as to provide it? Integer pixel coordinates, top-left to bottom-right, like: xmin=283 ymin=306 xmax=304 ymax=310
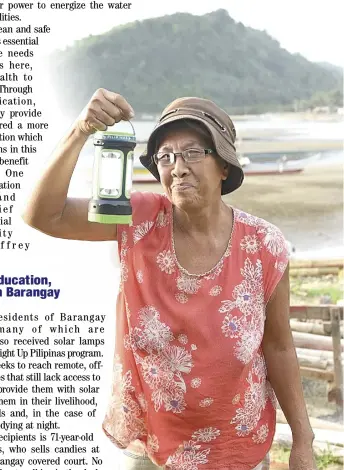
xmin=156 ymin=127 xmax=229 ymax=210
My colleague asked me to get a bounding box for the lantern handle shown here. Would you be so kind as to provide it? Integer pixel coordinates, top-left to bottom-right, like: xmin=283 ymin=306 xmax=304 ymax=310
xmin=127 ymin=119 xmax=136 ymax=137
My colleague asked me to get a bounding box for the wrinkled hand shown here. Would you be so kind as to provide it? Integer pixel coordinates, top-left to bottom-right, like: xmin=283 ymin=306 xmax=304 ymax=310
xmin=289 ymin=443 xmax=318 ymax=470
xmin=76 ymin=88 xmax=135 ymax=136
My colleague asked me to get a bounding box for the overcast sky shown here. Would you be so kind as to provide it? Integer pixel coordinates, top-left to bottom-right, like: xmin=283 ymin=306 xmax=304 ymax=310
xmin=41 ymin=0 xmax=343 ymax=66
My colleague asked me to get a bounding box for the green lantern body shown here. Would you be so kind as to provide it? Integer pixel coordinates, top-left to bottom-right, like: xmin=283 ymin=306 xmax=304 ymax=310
xmin=88 ymin=124 xmax=136 ymax=225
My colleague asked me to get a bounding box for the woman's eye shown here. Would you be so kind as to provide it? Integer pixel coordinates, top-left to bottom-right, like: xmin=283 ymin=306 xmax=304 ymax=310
xmin=159 ymin=153 xmax=170 ymax=161
xmin=187 ymin=150 xmax=201 ymax=158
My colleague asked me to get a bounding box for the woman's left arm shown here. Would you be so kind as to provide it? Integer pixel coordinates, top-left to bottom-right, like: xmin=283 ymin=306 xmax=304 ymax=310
xmin=262 ymin=263 xmax=317 ymax=470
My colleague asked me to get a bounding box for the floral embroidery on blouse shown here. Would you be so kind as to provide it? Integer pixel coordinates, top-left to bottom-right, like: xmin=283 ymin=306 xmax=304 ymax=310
xmin=199 ymin=398 xmax=214 ymax=408
xmin=258 ymin=223 xmax=286 ymax=257
xmin=240 ymin=234 xmax=261 ymax=254
xmin=191 ymin=378 xmax=202 ymax=388
xmin=166 ymin=427 xmax=221 ymax=469
xmin=209 ymin=285 xmax=222 ymax=296
xmin=230 ymin=371 xmax=268 ymax=437
xmin=252 ymin=424 xmax=269 ymax=444
xmin=175 ymin=292 xmax=189 ymax=304
xmin=236 ymin=211 xmax=286 ymax=262
xmin=156 ymin=210 xmax=170 ymax=228
xmin=133 ymin=220 xmax=154 ymax=244
xmin=176 ymin=274 xmax=202 ymax=295
xmin=219 ymin=258 xmax=265 ymax=365
xmin=192 ymin=427 xmax=221 ymax=442
xmin=127 ymin=306 xmax=194 ymax=414
xmin=136 ymin=270 xmax=144 ymax=283
xmin=147 ymin=434 xmax=159 ymax=453
xmin=157 ymin=250 xmax=176 ymax=274
xmin=275 ymin=260 xmax=288 ymax=273
xmin=103 ymin=355 xmax=147 ymax=447
xmin=178 ymin=334 xmax=188 ymax=345
xmin=230 ymin=350 xmax=269 ymax=437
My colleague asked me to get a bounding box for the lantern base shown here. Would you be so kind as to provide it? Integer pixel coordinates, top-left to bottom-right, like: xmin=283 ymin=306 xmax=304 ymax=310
xmin=88 ymin=212 xmax=132 ymax=225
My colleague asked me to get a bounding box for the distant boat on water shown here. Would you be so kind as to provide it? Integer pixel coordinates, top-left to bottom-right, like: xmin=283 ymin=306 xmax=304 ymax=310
xmin=241 ymin=152 xmax=321 ymax=176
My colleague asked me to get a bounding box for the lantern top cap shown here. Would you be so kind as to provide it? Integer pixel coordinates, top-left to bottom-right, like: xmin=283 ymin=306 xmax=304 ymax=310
xmin=93 ymin=120 xmax=136 ymax=145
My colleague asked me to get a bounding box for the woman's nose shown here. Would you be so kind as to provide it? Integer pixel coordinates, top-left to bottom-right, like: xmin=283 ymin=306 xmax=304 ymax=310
xmin=171 ymin=155 xmax=190 ymax=178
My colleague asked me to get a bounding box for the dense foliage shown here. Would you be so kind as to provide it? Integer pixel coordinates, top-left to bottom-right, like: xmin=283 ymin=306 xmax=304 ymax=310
xmin=48 ymin=9 xmax=342 ymax=117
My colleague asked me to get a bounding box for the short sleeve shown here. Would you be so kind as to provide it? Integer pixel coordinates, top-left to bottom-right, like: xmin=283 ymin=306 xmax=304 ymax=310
xmin=257 ymin=221 xmax=290 ymax=304
xmin=117 ymin=191 xmax=166 ymax=252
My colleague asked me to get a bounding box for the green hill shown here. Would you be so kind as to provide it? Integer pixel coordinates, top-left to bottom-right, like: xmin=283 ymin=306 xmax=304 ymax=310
xmin=48 ymin=9 xmax=342 ymax=117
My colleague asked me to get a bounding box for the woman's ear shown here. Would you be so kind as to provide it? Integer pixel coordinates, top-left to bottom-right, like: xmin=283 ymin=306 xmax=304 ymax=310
xmin=222 ymin=162 xmax=230 ymax=180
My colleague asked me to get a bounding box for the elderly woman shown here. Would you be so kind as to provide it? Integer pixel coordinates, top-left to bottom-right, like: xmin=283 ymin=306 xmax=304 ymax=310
xmin=23 ymin=89 xmax=316 ymax=470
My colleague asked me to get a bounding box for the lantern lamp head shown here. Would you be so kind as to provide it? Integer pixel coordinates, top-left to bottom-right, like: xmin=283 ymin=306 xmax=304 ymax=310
xmin=88 ymin=121 xmax=136 ymax=225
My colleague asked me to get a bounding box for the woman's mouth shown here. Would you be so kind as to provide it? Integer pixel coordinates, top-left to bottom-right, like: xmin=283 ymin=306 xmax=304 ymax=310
xmin=172 ymin=183 xmax=194 ymax=191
